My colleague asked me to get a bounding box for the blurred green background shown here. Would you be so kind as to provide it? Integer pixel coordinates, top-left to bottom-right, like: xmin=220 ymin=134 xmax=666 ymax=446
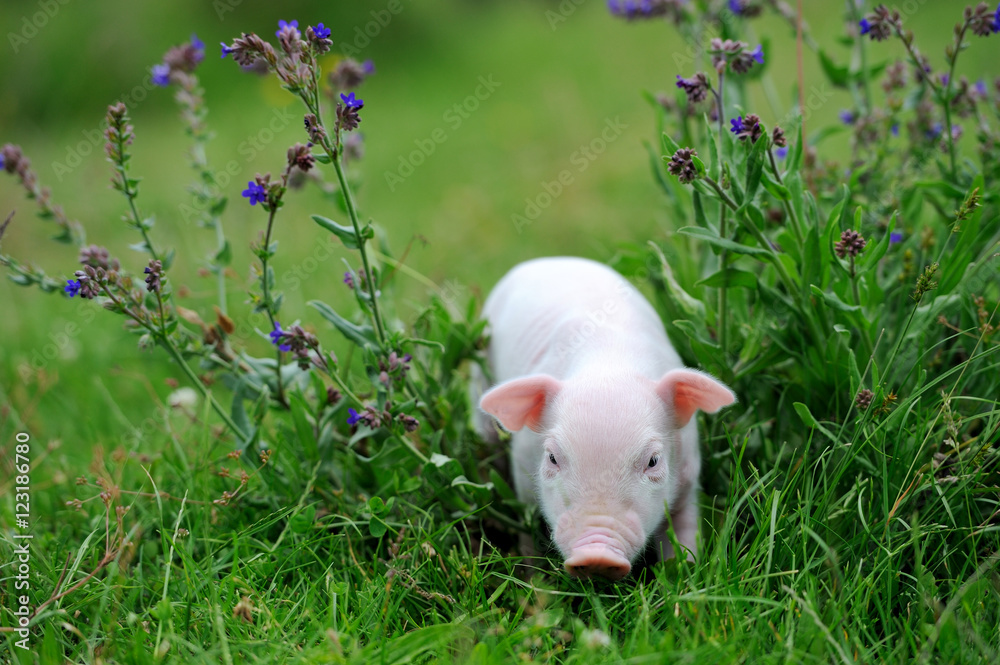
xmin=1 ymin=0 xmax=995 ymax=450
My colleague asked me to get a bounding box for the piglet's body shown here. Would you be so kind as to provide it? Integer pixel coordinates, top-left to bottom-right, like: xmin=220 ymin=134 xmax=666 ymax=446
xmin=477 ymin=257 xmax=734 ymax=580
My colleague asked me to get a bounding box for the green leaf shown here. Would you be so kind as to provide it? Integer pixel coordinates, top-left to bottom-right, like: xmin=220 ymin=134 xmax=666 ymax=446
xmin=649 ymin=243 xmax=707 ymax=321
xmin=308 ymin=300 xmax=378 ymax=348
xmin=289 ymin=392 xmax=318 ymax=461
xmin=489 ymin=469 xmax=517 ymax=502
xmin=214 ymin=239 xmax=232 ymax=266
xmin=289 ymin=505 xmax=315 ymax=533
xmin=744 ymin=136 xmax=768 ymax=203
xmin=692 ymin=190 xmax=708 ymax=228
xmin=810 ymin=284 xmax=860 ymax=312
xmin=645 ymin=140 xmax=674 ymax=198
xmin=695 ymin=268 xmax=758 ymax=290
xmin=155 ymin=599 xmax=173 ymax=622
xmin=368 ymin=516 xmax=388 ymax=538
xmin=761 ymin=171 xmax=791 ymax=201
xmin=703 ymin=113 xmax=720 ymax=181
xmin=793 ymin=402 xmax=839 ymax=443
xmin=661 ymin=131 xmax=681 ymax=157
xmin=368 ymin=496 xmax=386 ymax=514
xmin=913 ymin=180 xmax=966 ymax=199
xmin=209 ymin=197 xmax=228 ymax=217
xmin=230 ymin=381 xmax=254 ymax=446
xmin=859 ymin=212 xmax=896 ymax=271
xmin=678 ymin=226 xmax=769 ymax=256
xmin=818 ymin=49 xmax=850 ymax=88
xmin=671 ymin=319 xmax=719 ymax=349
xmin=312 ymin=214 xmax=366 ymax=250
xmin=451 ymin=475 xmax=494 ymax=493
xmin=802 ymin=223 xmax=822 ymax=288
xmin=314 ymin=153 xmax=333 ymax=164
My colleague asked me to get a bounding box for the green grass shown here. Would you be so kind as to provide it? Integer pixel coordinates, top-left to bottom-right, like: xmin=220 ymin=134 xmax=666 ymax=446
xmin=3 ymin=1 xmax=1000 ymax=663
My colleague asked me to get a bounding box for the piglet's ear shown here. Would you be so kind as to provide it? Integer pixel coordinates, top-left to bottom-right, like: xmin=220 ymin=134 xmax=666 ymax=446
xmin=480 ymin=374 xmax=562 ymax=433
xmin=655 ymin=369 xmax=736 ymax=428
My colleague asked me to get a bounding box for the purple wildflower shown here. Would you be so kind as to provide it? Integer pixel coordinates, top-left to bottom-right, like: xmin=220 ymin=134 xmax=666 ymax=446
xmin=0 ymin=154 xmax=5 ymax=170
xmin=727 ymin=0 xmax=761 ymax=16
xmin=312 ymin=23 xmax=331 ymax=39
xmin=840 ymin=110 xmax=856 ymax=125
xmin=242 ymin=181 xmax=267 ymax=206
xmin=751 ymin=44 xmax=764 ymax=64
xmin=972 ymin=2 xmax=1000 ymax=35
xmin=151 ymin=63 xmax=170 ymax=87
xmin=859 ymin=6 xmax=900 ymax=41
xmin=269 ymin=322 xmax=292 ymax=352
xmin=835 ymin=229 xmax=867 ymax=258
xmin=340 ymin=92 xmax=364 ymax=109
xmin=675 ymin=73 xmax=710 ymax=104
xmin=775 ymin=146 xmax=788 ymax=159
xmin=276 ymin=19 xmax=298 ymax=37
xmin=891 ymin=123 xmax=899 ymax=136
xmin=363 ymin=60 xmax=376 ymax=75
xmin=191 ymin=34 xmax=204 ymax=52
xmin=856 ymin=389 xmax=874 ymax=410
xmin=347 ymin=408 xmax=362 ymax=426
xmin=221 ymin=42 xmax=234 ymax=58
xmin=144 ymin=260 xmax=163 ymax=293
xmin=65 ymin=279 xmax=81 ymax=297
xmin=607 ymin=0 xmax=683 ymax=20
xmin=975 ymin=79 xmax=987 ymax=95
xmin=890 ymin=231 xmax=903 ymax=244
xmin=733 ymin=113 xmax=763 ymax=142
xmin=666 ymin=148 xmax=700 ymax=183
xmin=343 ymin=271 xmax=355 ymax=288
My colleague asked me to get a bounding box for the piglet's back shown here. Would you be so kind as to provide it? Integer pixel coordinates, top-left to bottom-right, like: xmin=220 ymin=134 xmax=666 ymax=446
xmin=483 ymin=257 xmax=681 ymax=381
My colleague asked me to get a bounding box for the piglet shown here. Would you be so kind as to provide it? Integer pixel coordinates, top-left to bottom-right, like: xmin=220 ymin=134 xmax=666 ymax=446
xmin=476 ymin=257 xmax=734 ymax=580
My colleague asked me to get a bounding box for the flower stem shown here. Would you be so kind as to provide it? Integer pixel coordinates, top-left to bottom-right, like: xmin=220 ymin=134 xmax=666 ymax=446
xmin=714 ymin=72 xmax=729 ymax=357
xmin=942 ymin=21 xmax=969 ymax=181
xmin=848 ymin=0 xmax=872 ymax=114
xmin=162 ymin=340 xmax=250 ymax=446
xmin=331 ymin=148 xmax=387 ymax=346
xmin=703 ymin=174 xmax=825 ymax=347
xmin=766 ymin=146 xmax=805 ymax=247
xmin=212 ymin=214 xmax=228 ymax=315
xmin=259 ymin=171 xmax=291 ymax=408
xmin=112 ymin=128 xmax=159 ymax=262
xmin=301 ymin=94 xmax=387 ymax=348
xmin=100 ymin=283 xmax=248 ymax=445
xmin=849 ymin=256 xmax=875 ymax=360
xmin=893 ymin=17 xmax=966 ymax=181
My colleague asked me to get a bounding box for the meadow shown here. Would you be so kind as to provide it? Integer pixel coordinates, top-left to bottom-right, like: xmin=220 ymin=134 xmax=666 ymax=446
xmin=1 ymin=0 xmax=999 ymax=662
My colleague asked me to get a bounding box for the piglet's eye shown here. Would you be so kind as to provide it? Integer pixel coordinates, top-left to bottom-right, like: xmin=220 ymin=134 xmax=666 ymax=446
xmin=548 ymin=453 xmax=558 ymax=465
xmin=648 ymin=455 xmax=660 ymax=468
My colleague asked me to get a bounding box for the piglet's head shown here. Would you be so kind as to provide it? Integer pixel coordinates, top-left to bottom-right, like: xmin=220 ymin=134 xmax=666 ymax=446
xmin=480 ymin=369 xmax=735 ymax=580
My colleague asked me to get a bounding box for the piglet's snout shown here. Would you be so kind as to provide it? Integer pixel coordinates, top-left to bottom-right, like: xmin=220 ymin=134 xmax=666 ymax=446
xmin=563 ymin=530 xmax=632 ymax=580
